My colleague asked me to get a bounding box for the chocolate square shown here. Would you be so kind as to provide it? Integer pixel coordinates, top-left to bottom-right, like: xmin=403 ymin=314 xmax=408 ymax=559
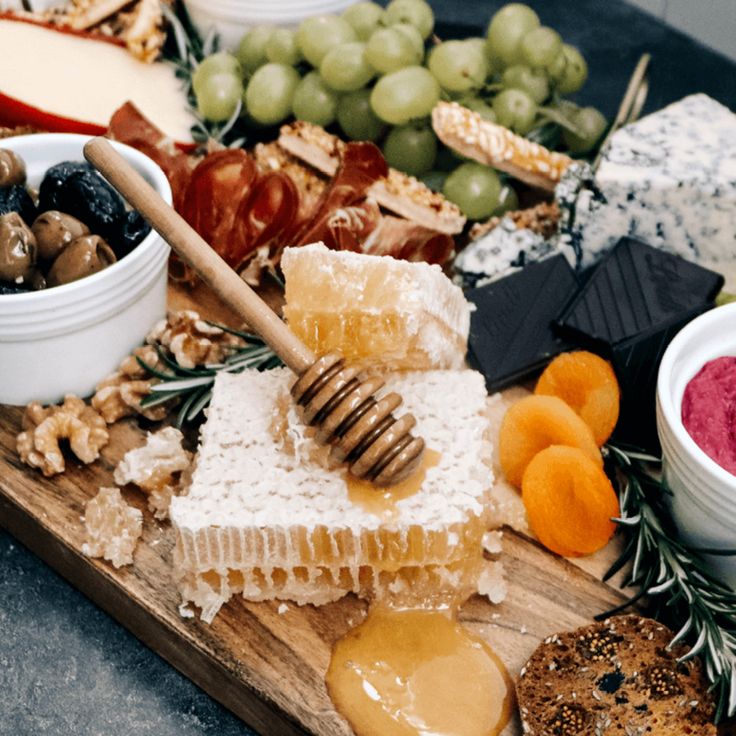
xmin=465 ymin=255 xmax=579 ymax=392
xmin=556 ymin=237 xmax=724 ymax=351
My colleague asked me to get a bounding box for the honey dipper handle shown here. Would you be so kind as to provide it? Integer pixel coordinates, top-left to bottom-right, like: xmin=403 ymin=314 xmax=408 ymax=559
xmin=84 ymin=137 xmax=315 ymax=375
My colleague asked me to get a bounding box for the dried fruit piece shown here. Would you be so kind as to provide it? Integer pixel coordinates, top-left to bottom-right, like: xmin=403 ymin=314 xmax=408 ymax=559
xmin=535 ymin=351 xmax=620 ymax=445
xmin=82 ymin=486 xmax=142 ymax=568
xmin=521 ymin=445 xmax=619 ymax=557
xmin=498 ymin=394 xmax=601 ymax=488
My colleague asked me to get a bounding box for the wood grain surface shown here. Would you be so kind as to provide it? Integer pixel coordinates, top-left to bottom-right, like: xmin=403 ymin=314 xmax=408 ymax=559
xmin=0 ymin=282 xmax=630 ymax=736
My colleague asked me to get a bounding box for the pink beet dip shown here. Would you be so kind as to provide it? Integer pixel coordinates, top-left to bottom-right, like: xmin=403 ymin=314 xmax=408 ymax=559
xmin=681 ymin=356 xmax=736 ymax=476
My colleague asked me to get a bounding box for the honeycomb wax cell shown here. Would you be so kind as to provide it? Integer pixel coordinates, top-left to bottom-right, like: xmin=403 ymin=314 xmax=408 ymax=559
xmin=535 ymin=351 xmax=620 ymax=446
xmin=498 ymin=394 xmax=601 ymax=488
xmin=522 ymin=445 xmax=619 ymax=557
xmin=281 ymin=242 xmax=470 ymax=370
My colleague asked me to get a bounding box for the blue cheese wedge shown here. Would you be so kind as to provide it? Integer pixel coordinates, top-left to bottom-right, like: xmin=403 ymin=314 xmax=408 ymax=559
xmin=566 ymin=94 xmax=736 ymax=274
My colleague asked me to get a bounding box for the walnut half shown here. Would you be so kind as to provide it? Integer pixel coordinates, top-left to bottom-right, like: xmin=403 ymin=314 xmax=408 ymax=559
xmin=16 ymin=395 xmax=109 ymax=477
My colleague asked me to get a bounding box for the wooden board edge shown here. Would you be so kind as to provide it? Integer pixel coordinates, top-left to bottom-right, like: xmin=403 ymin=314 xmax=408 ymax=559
xmin=0 ymin=489 xmax=308 ymax=736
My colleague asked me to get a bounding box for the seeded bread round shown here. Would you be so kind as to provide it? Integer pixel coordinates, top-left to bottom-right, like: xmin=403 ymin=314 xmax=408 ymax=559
xmin=516 ymin=614 xmax=715 ymax=735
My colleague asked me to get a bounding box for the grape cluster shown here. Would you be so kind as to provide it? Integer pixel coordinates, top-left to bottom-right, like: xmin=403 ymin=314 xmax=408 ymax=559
xmin=191 ymin=1 xmax=607 ymax=221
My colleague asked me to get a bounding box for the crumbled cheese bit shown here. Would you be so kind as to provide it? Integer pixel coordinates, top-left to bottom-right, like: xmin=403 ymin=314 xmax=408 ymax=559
xmin=277 ymin=603 xmax=289 ymax=615
xmin=477 ymin=560 xmax=507 ymax=604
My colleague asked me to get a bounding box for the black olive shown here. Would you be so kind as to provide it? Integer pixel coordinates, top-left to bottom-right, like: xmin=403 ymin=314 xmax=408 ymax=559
xmin=49 ymin=170 xmax=126 ymax=241
xmin=0 ymin=280 xmax=32 ymax=295
xmin=0 ymin=184 xmax=36 ymax=225
xmin=37 ymin=160 xmax=93 ymax=212
xmin=113 ymin=210 xmax=151 ymax=258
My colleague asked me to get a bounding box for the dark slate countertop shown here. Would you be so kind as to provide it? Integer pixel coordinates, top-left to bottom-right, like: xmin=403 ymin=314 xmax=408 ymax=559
xmin=1 ymin=2 xmax=734 ymax=735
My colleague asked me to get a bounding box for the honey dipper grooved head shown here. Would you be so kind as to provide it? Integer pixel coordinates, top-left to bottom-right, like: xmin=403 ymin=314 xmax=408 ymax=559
xmin=291 ymin=353 xmax=426 ymax=487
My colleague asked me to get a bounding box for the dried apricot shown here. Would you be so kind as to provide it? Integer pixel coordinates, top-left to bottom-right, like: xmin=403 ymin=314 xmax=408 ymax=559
xmin=499 ymin=394 xmax=602 ymax=488
xmin=535 ymin=351 xmax=620 ymax=446
xmin=522 ymin=445 xmax=619 ymax=557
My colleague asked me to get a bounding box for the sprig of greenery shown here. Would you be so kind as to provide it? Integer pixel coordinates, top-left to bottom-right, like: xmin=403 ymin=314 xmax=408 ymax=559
xmin=601 ymin=443 xmax=736 ymax=722
xmin=138 ymin=323 xmax=282 ymax=427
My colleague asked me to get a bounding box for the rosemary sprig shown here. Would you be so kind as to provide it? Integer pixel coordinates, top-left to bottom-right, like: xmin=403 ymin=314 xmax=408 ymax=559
xmin=138 ymin=322 xmax=283 ymax=427
xmin=602 ymin=443 xmax=736 ymax=722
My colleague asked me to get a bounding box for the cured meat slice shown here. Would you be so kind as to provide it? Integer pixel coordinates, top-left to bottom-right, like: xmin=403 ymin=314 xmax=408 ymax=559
xmin=294 ymin=141 xmax=388 ymax=246
xmin=362 ymin=215 xmax=455 ymax=265
xmin=108 ymin=102 xmax=194 ymax=210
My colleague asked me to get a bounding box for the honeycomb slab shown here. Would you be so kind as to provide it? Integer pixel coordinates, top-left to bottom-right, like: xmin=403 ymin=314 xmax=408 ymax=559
xmin=281 ymin=243 xmax=471 ymax=371
xmin=170 ymin=367 xmax=492 ymax=622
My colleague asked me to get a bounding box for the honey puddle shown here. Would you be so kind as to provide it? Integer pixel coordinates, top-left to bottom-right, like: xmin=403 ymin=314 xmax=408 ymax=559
xmin=346 ymin=449 xmax=442 ymax=520
xmin=327 ymin=607 xmax=513 ymax=736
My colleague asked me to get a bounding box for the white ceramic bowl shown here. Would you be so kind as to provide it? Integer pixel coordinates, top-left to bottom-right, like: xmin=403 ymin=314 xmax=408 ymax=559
xmin=0 ymin=134 xmax=171 ymax=406
xmin=656 ymin=302 xmax=736 ymax=586
xmin=184 ymin=0 xmax=356 ymax=50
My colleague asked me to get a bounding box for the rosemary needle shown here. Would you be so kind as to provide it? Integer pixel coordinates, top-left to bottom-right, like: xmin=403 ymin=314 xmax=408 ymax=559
xmin=602 ymin=444 xmax=736 ymax=722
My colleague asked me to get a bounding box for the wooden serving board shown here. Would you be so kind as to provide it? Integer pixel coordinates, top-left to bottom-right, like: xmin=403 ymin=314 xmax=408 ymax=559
xmin=0 ymin=282 xmax=630 ymax=736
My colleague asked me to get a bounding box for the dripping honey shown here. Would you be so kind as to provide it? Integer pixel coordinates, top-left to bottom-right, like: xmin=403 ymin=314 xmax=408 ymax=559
xmin=327 ymin=607 xmax=513 ymax=736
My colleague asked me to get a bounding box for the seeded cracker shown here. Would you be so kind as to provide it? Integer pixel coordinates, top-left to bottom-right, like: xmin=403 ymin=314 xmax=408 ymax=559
xmin=516 ymin=614 xmax=715 ymax=735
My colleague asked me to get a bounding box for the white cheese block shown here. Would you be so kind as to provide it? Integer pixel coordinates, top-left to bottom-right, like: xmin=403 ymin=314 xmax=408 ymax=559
xmin=568 ymin=94 xmax=736 ymax=276
xmin=0 ymin=20 xmax=195 ymax=142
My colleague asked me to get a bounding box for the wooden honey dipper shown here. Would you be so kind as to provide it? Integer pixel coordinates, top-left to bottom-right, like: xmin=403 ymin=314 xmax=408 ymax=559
xmin=84 ymin=137 xmax=425 ymax=487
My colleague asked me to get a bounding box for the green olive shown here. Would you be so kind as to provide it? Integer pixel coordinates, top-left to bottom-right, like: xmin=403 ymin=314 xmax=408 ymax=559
xmin=0 ymin=212 xmax=36 ymax=282
xmin=32 ymin=210 xmax=90 ymax=261
xmin=47 ymin=234 xmax=116 ymax=287
xmin=0 ymin=149 xmax=26 ymax=187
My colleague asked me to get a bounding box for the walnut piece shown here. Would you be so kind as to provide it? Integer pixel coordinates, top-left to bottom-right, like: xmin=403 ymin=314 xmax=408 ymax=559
xmin=114 ymin=426 xmax=192 ymax=520
xmin=147 ymin=310 xmax=244 ymax=369
xmin=82 ymin=487 xmax=142 ymax=568
xmin=92 ymin=344 xmax=169 ymax=423
xmin=16 ymin=395 xmax=109 ymax=477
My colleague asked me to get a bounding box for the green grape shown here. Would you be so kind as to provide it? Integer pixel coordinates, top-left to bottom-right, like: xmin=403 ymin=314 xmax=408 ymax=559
xmin=365 ymin=27 xmax=420 ymax=73
xmin=428 ymin=40 xmax=488 ymax=92
xmin=547 ymin=50 xmax=567 ymax=83
xmin=393 ymin=23 xmax=425 ymax=61
xmin=193 ymin=52 xmax=242 ymax=96
xmin=336 ymin=89 xmax=385 ymax=140
xmin=519 ymin=26 xmax=562 ymax=70
xmin=486 ymin=3 xmax=540 ymax=67
xmin=492 ymin=88 xmax=537 ymax=134
xmin=501 ymin=64 xmax=549 ymax=104
xmin=421 ymin=170 xmax=448 ymax=191
xmin=557 ymin=44 xmax=588 ymax=95
xmin=195 ymin=72 xmax=242 ymax=123
xmin=265 ymin=29 xmax=301 ymax=66
xmin=237 ymin=27 xmax=273 ymax=74
xmin=562 ymin=106 xmax=607 ymax=153
xmin=384 ymin=0 xmax=434 ymax=40
xmin=382 ymin=123 xmax=437 ymax=176
xmin=463 ymin=97 xmax=497 ymax=122
xmin=443 ymin=162 xmax=502 ymax=220
xmin=342 ymin=2 xmax=385 ymax=41
xmin=292 ymin=71 xmax=338 ymax=126
xmin=297 ymin=15 xmax=357 ymax=68
xmin=320 ymin=42 xmax=374 ymax=92
xmin=492 ymin=184 xmax=519 ymax=216
xmin=244 ymin=63 xmax=300 ymax=125
xmin=370 ymin=66 xmax=440 ymax=125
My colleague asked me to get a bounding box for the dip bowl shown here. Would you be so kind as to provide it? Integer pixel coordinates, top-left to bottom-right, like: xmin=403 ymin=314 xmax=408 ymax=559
xmin=0 ymin=134 xmax=171 ymax=406
xmin=657 ymin=302 xmax=736 ymax=587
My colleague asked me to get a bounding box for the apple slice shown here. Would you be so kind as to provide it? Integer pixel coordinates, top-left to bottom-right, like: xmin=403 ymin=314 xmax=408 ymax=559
xmin=0 ymin=15 xmax=196 ymax=145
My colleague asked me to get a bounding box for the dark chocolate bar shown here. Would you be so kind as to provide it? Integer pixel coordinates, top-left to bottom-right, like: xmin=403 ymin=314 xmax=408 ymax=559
xmin=465 ymin=255 xmax=578 ymax=392
xmin=556 ymin=237 xmax=724 ymax=351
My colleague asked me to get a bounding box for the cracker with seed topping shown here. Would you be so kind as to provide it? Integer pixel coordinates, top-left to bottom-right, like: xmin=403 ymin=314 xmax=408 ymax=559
xmin=517 ymin=614 xmax=715 ymax=735
xmin=278 ymin=121 xmax=466 ymax=235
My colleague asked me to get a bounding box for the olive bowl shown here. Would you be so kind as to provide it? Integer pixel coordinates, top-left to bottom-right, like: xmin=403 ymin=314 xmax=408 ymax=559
xmin=0 ymin=134 xmax=171 ymax=405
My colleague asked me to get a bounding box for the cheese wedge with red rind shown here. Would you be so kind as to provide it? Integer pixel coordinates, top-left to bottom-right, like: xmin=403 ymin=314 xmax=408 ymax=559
xmin=0 ymin=16 xmax=195 ymax=144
